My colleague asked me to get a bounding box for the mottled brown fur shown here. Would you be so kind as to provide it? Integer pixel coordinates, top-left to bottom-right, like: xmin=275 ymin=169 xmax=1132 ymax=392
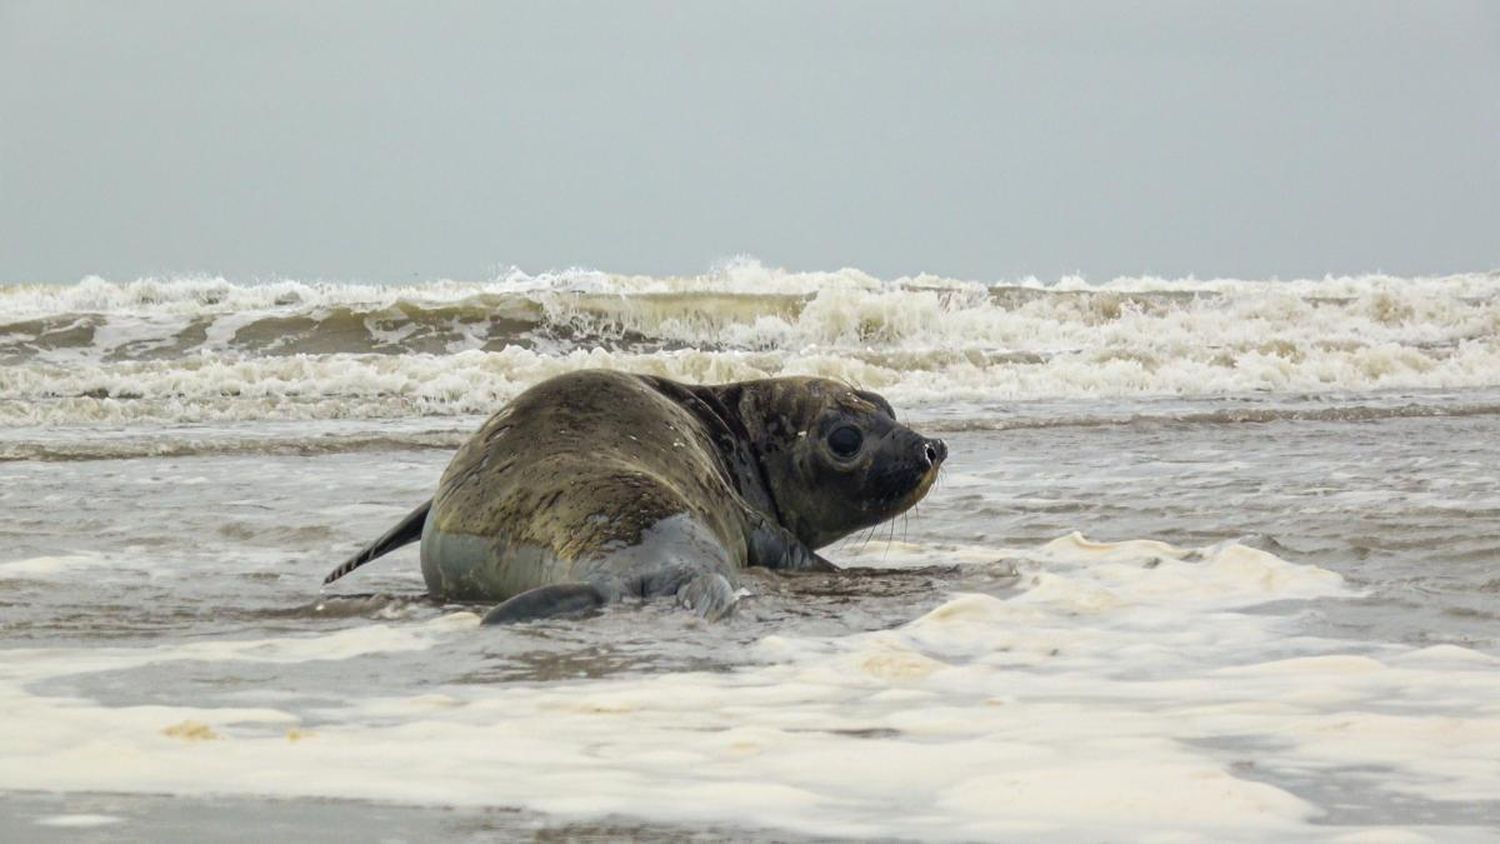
xmin=326 ymin=368 xmax=946 ymax=622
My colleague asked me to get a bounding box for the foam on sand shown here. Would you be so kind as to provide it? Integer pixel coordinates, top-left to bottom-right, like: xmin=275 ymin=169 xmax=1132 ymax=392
xmin=2 ymin=535 xmax=1496 ymax=840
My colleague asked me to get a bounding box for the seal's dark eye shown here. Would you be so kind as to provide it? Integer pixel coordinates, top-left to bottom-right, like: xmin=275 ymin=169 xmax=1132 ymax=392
xmin=827 ymin=425 xmax=863 ymax=458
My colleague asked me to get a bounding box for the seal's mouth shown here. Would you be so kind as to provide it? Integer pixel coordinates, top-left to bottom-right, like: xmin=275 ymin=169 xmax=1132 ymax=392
xmin=899 ymin=459 xmax=942 ymax=510
xmin=891 ymin=436 xmax=945 ymax=512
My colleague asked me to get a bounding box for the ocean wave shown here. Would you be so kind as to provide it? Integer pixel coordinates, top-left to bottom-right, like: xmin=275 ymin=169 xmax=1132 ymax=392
xmin=1 ymin=263 xmax=1497 ymax=427
xmin=3 ymin=339 xmax=1500 ymax=428
xmin=0 ymin=431 xmax=470 ymax=462
xmin=3 ymin=264 xmax=1495 ymax=360
xmin=921 ymin=399 xmax=1500 ymax=433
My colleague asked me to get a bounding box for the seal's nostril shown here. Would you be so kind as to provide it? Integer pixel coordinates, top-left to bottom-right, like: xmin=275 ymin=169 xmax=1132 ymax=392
xmin=923 ymin=442 xmax=939 ymax=466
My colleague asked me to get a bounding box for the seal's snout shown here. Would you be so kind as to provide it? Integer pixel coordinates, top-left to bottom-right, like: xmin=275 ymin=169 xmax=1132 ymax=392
xmin=920 ymin=438 xmax=947 ymax=469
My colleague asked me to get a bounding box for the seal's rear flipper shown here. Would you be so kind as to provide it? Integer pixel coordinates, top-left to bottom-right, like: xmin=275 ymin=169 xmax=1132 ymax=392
xmin=481 ymin=583 xmax=608 ymax=625
xmin=323 ymin=499 xmax=432 ymax=586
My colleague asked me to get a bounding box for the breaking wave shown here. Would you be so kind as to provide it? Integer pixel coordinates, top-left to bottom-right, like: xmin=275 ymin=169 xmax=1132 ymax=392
xmin=2 ymin=261 xmax=1497 ymax=428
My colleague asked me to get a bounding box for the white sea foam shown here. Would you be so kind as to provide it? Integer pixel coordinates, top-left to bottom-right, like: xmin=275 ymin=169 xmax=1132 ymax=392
xmin=0 ymin=554 xmax=111 ymax=578
xmin=6 ymin=344 xmax=1500 ymax=429
xmin=4 ymin=261 xmax=1496 ymax=315
xmin=3 ymin=535 xmax=1496 ymax=840
xmin=33 ymin=814 xmax=124 ymax=828
xmin=2 ymin=263 xmax=1497 ymax=428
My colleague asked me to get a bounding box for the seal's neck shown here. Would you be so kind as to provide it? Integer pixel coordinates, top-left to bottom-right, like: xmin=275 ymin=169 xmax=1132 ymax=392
xmin=692 ymin=383 xmax=786 ymax=529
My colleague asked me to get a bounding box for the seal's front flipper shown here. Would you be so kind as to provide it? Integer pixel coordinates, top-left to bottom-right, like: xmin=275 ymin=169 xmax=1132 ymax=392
xmin=748 ymin=519 xmax=840 ymax=573
xmin=324 ymin=499 xmax=432 ymax=586
xmin=481 ymin=583 xmax=607 ymax=626
xmin=676 ymin=573 xmax=739 ymax=621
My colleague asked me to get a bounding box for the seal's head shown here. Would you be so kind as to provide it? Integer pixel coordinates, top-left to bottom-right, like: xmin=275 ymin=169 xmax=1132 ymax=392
xmin=730 ymin=377 xmax=946 ymax=549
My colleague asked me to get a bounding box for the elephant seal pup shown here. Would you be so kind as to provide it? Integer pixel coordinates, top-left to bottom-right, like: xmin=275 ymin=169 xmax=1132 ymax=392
xmin=322 ymin=369 xmax=946 ymax=625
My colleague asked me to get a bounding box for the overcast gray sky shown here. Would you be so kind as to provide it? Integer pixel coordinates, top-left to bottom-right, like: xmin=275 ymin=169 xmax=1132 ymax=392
xmin=2 ymin=0 xmax=1497 ymax=283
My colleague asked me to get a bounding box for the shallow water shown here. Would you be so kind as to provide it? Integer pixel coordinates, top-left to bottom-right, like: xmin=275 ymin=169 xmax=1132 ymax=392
xmin=4 ymin=402 xmax=1500 ymax=839
xmin=3 ymin=268 xmax=1499 ymax=840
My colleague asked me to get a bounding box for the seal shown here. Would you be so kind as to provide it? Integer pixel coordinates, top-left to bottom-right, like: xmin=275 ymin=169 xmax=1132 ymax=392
xmin=322 ymin=369 xmax=946 ymax=624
